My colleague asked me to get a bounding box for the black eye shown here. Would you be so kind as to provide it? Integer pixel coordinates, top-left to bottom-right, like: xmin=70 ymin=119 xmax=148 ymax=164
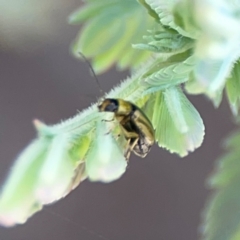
xmin=105 ymin=99 xmax=118 ymax=112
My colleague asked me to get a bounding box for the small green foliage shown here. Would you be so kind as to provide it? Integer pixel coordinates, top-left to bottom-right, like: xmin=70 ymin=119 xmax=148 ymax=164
xmin=139 ymin=0 xmax=197 ymax=38
xmin=70 ymin=0 xmax=240 ymax=106
xmin=202 ymin=131 xmax=240 ymax=240
xmin=141 ymin=53 xmax=195 ymax=94
xmin=86 ymin=120 xmax=127 ymax=182
xmin=1 ymin=0 xmax=240 ymax=232
xmin=0 ymin=139 xmax=47 ymax=226
xmin=145 ymin=87 xmax=204 ymax=157
xmin=133 ymin=28 xmax=194 ymax=53
xmin=69 ymin=0 xmax=155 ymax=73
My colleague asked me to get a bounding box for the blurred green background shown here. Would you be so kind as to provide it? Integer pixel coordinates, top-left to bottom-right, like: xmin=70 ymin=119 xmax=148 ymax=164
xmin=0 ymin=0 xmax=235 ymax=239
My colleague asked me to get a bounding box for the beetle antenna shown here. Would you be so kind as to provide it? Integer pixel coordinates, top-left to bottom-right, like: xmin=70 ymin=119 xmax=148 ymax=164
xmin=78 ymin=52 xmax=104 ymax=95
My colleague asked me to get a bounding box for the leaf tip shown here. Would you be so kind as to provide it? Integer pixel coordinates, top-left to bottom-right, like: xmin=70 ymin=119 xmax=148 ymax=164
xmin=33 ymin=119 xmax=45 ymax=131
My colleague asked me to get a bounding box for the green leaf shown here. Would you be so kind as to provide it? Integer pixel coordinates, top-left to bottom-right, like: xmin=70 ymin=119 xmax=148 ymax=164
xmin=142 ymin=53 xmax=195 ymax=94
xmin=185 ymin=75 xmax=224 ymax=108
xmin=85 ymin=120 xmax=127 ymax=182
xmin=137 ymin=0 xmax=159 ymax=21
xmin=78 ymin=13 xmax=125 ymax=57
xmin=202 ymin=131 xmax=240 ymax=240
xmin=172 ymin=0 xmax=200 ymax=38
xmin=68 ymin=3 xmax=108 ymax=24
xmin=0 ymin=115 xmax=98 ymax=227
xmin=34 ymin=134 xmax=75 ymax=204
xmin=140 ymin=0 xmax=196 ymax=38
xmin=0 ymin=139 xmax=48 ymax=226
xmin=69 ymin=0 xmax=155 ymax=73
xmin=149 ymin=87 xmax=204 ymax=157
xmin=133 ymin=28 xmax=194 ymax=54
xmin=194 ymin=57 xmax=236 ymax=100
xmin=91 ymin=10 xmax=152 ymax=72
xmin=226 ymin=61 xmax=240 ymax=115
xmin=191 ymin=0 xmax=240 ymax=99
xmin=209 ymin=131 xmax=240 ymax=189
xmin=139 ymin=0 xmax=240 ymax=109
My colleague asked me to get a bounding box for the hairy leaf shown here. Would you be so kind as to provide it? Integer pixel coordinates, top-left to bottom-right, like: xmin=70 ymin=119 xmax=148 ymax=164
xmin=133 ymin=28 xmax=194 ymax=54
xmin=145 ymin=87 xmax=204 ymax=157
xmin=142 ymin=53 xmax=195 ymax=94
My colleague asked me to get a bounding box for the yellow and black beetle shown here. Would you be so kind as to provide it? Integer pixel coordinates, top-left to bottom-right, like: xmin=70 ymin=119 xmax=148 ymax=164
xmin=98 ymin=98 xmax=155 ymax=160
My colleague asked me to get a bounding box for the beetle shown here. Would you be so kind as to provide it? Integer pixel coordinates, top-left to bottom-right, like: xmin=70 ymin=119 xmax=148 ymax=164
xmin=98 ymin=98 xmax=155 ymax=160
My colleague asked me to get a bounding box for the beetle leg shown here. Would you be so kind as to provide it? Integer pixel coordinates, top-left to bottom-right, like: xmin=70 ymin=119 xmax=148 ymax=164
xmin=124 ymin=137 xmax=139 ymax=161
xmin=102 ymin=118 xmax=114 ymax=122
xmin=124 ymin=139 xmax=131 ymax=161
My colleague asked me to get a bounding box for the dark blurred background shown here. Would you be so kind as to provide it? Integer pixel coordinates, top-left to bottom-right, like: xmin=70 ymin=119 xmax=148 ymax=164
xmin=0 ymin=1 xmax=235 ymax=240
